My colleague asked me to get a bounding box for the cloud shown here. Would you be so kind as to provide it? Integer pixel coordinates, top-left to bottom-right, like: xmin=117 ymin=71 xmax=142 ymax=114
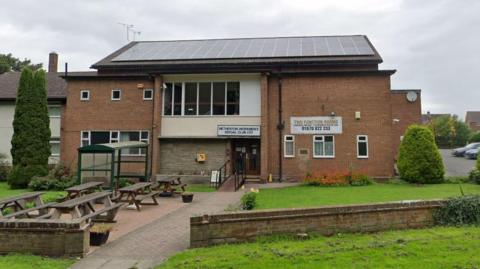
xmin=0 ymin=0 xmax=478 ymax=118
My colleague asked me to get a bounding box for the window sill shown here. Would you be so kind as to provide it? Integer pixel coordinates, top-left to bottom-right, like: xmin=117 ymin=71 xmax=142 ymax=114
xmin=357 ymin=156 xmax=369 ymax=159
xmin=313 ymin=156 xmax=335 ymax=159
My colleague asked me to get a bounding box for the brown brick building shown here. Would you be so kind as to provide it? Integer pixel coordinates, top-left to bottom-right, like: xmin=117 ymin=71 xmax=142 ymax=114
xmin=62 ymin=35 xmax=421 ymax=182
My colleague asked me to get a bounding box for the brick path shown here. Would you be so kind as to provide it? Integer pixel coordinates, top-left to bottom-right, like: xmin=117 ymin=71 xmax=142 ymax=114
xmin=70 ymin=191 xmax=243 ymax=269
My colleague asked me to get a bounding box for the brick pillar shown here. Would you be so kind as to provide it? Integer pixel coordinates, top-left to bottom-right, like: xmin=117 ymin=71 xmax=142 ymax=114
xmin=260 ymin=73 xmax=269 ymax=182
xmin=151 ymin=75 xmax=163 ymax=179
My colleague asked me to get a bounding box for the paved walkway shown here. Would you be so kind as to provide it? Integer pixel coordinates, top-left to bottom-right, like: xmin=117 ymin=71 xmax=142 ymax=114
xmin=71 ymin=191 xmax=243 ymax=269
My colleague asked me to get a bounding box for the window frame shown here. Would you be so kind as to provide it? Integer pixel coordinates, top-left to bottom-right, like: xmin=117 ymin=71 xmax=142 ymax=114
xmin=80 ymin=131 xmax=90 ymax=147
xmin=111 ymin=89 xmax=121 ymax=101
xmin=80 ymin=130 xmax=149 ymax=156
xmin=80 ymin=90 xmax=90 ymax=101
xmin=313 ymin=135 xmax=335 ymax=158
xmin=143 ymin=89 xmax=153 ymax=100
xmin=48 ymin=105 xmax=61 ymax=118
xmin=50 ymin=137 xmax=60 ymax=156
xmin=357 ymin=135 xmax=369 ymax=159
xmin=284 ymin=135 xmax=295 ymax=158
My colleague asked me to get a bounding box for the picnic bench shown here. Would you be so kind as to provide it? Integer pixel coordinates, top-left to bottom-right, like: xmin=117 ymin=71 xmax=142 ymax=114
xmin=114 ymin=182 xmax=159 ymax=211
xmin=48 ymin=191 xmax=123 ymax=222
xmin=65 ymin=181 xmax=103 ymax=200
xmin=0 ymin=192 xmax=52 ymax=218
xmin=155 ymin=177 xmax=187 ymax=195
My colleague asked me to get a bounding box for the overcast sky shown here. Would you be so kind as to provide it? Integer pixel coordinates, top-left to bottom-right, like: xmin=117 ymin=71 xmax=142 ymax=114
xmin=1 ymin=0 xmax=478 ymax=118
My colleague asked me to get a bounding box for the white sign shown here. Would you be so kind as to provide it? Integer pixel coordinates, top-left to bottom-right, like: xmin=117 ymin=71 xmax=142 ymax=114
xmin=217 ymin=125 xmax=261 ymax=136
xmin=290 ymin=116 xmax=342 ymax=134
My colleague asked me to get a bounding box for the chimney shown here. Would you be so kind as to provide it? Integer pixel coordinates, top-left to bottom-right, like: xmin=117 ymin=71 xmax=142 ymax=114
xmin=48 ymin=52 xmax=58 ymax=73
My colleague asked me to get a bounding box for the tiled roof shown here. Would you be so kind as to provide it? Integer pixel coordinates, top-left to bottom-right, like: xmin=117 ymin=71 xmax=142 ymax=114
xmin=0 ymin=72 xmax=66 ymax=100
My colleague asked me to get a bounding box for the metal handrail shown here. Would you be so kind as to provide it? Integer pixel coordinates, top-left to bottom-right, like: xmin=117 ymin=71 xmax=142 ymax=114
xmin=213 ymin=160 xmax=229 ymax=189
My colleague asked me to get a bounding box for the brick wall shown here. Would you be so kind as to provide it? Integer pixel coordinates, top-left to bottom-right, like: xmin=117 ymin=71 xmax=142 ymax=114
xmin=265 ymin=74 xmax=396 ymax=180
xmin=158 ymin=139 xmax=230 ymax=175
xmin=0 ymin=219 xmax=90 ymax=257
xmin=190 ymin=200 xmax=443 ymax=248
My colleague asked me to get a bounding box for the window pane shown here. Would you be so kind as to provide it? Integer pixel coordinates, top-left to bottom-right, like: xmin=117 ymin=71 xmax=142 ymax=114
xmin=48 ymin=106 xmax=61 ymax=117
xmin=90 ymin=132 xmax=110 ymax=145
xmin=325 ymin=136 xmax=334 ymax=156
xmin=198 ymin=82 xmax=211 ymax=115
xmin=50 ymin=142 xmax=60 ymax=155
xmin=226 ymin=82 xmax=240 ymax=115
xmin=314 ymin=141 xmax=324 ymax=156
xmin=358 ymin=142 xmax=367 ymax=156
xmin=184 ymin=82 xmax=197 ymax=115
xmin=112 ymin=90 xmax=121 ymax=100
xmin=173 ymin=83 xmax=182 ymax=115
xmin=120 ymin=132 xmax=140 ymax=155
xmin=144 ymin=89 xmax=153 ymax=99
xmin=285 ymin=141 xmax=294 ymax=156
xmin=163 ymin=83 xmax=172 ymax=115
xmin=82 ymin=132 xmax=89 ymax=139
xmin=141 ymin=131 xmax=149 ymax=140
xmin=212 ymin=82 xmax=225 ymax=115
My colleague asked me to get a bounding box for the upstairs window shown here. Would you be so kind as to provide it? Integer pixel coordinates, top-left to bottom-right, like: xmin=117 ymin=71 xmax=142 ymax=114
xmin=313 ymin=135 xmax=335 ymax=158
xmin=48 ymin=106 xmax=61 ymax=118
xmin=284 ymin=135 xmax=295 ymax=158
xmin=184 ymin=82 xmax=197 ymax=115
xmin=226 ymin=82 xmax=240 ymax=115
xmin=198 ymin=82 xmax=212 ymax=115
xmin=163 ymin=83 xmax=173 ymax=115
xmin=212 ymin=82 xmax=225 ymax=115
xmin=111 ymin=89 xmax=121 ymax=101
xmin=173 ymin=83 xmax=182 ymax=115
xmin=81 ymin=130 xmax=149 ymax=156
xmin=357 ymin=135 xmax=369 ymax=158
xmin=80 ymin=90 xmax=90 ymax=101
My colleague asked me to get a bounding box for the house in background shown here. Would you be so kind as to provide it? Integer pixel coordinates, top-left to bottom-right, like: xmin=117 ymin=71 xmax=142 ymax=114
xmin=421 ymin=111 xmax=451 ymax=125
xmin=465 ymin=111 xmax=480 ymax=131
xmin=0 ymin=52 xmax=66 ymax=164
xmin=61 ymin=35 xmax=421 ymax=183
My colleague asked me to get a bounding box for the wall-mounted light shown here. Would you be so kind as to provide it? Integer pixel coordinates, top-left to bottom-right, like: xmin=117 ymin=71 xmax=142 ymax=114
xmin=162 ymin=83 xmax=167 ymax=89
xmin=355 ymin=111 xmax=361 ymax=120
xmin=330 ymin=111 xmax=336 ymax=117
xmin=393 ymin=119 xmax=400 ymax=123
xmin=137 ymin=83 xmax=144 ymax=89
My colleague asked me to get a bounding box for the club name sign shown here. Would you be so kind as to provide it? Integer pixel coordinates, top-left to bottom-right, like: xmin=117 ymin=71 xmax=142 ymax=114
xmin=217 ymin=125 xmax=261 ymax=136
xmin=290 ymin=116 xmax=343 ymax=134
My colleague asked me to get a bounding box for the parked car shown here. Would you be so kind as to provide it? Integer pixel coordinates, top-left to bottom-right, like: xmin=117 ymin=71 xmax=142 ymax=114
xmin=465 ymin=148 xmax=479 ymax=159
xmin=452 ymin=143 xmax=480 ymax=157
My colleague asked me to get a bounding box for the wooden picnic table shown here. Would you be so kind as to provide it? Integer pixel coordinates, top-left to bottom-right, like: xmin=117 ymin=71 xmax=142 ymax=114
xmin=156 ymin=177 xmax=187 ymax=195
xmin=48 ymin=191 xmax=123 ymax=222
xmin=116 ymin=182 xmax=159 ymax=211
xmin=0 ymin=192 xmax=45 ymax=217
xmin=65 ymin=181 xmax=103 ymax=199
xmin=0 ymin=192 xmax=55 ymax=219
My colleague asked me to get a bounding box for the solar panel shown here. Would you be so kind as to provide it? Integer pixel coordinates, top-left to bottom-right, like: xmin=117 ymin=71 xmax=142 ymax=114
xmin=112 ymin=36 xmax=375 ymax=62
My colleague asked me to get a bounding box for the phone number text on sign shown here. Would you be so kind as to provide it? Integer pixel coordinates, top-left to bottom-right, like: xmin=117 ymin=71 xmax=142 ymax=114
xmin=290 ymin=117 xmax=342 ymax=134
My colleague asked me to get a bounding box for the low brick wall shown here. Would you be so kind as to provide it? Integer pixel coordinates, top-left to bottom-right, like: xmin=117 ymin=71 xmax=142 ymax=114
xmin=0 ymin=219 xmax=90 ymax=257
xmin=191 ymin=200 xmax=443 ymax=248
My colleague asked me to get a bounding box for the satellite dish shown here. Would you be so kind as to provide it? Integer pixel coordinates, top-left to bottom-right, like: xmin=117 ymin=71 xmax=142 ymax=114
xmin=406 ymin=91 xmax=418 ymax=102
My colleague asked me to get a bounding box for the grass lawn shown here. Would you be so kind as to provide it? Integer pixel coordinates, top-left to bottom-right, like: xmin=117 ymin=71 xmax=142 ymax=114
xmin=158 ymin=226 xmax=480 ymax=269
xmin=254 ymin=182 xmax=480 ymax=210
xmin=0 ymin=254 xmax=74 ymax=269
xmin=185 ymin=184 xmax=216 ymax=192
xmin=0 ymin=182 xmax=66 ymax=203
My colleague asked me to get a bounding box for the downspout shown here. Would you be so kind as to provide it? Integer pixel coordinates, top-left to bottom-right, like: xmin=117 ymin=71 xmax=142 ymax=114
xmin=277 ymin=71 xmax=284 ymax=182
xmin=149 ymin=75 xmax=156 ymax=180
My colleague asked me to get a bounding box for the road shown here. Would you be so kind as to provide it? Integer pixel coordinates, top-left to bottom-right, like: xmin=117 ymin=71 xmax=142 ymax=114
xmin=440 ymin=149 xmax=476 ymax=177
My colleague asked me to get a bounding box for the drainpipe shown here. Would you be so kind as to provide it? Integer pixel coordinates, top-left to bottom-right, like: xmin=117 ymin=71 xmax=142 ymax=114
xmin=277 ymin=71 xmax=284 ymax=182
xmin=149 ymin=75 xmax=156 ymax=180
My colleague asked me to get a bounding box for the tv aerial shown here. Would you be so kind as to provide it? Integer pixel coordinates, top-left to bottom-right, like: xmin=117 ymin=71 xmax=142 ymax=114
xmin=118 ymin=22 xmax=141 ymax=41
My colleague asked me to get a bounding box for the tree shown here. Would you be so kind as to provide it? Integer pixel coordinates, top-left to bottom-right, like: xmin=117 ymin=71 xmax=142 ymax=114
xmin=0 ymin=53 xmax=42 ymax=74
xmin=470 ymin=132 xmax=480 ymax=143
xmin=397 ymin=125 xmax=445 ymax=184
xmin=8 ymin=68 xmax=50 ymax=188
xmin=428 ymin=115 xmax=471 ymax=147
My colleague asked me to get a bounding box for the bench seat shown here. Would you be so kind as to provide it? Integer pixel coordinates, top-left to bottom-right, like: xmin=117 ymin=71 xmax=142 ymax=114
xmin=3 ymin=202 xmax=56 ymax=219
xmin=79 ymin=203 xmax=124 ymax=223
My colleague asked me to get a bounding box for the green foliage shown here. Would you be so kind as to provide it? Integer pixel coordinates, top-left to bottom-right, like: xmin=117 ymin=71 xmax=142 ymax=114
xmin=0 ymin=53 xmax=42 ymax=74
xmin=0 ymin=153 xmax=9 ymax=182
xmin=444 ymin=176 xmax=471 ymax=184
xmin=477 ymin=154 xmax=480 ymax=171
xmin=428 ymin=115 xmax=471 ymax=147
xmin=7 ymin=165 xmax=48 ymax=189
xmin=349 ymin=175 xmax=375 ymax=186
xmin=470 ymin=169 xmax=480 ymax=184
xmin=8 ymin=68 xmax=51 ymax=188
xmin=469 ymin=132 xmax=480 ymax=143
xmin=398 ymin=125 xmax=445 ymax=183
xmin=435 ymin=195 xmax=480 ymax=225
xmin=241 ymin=192 xmax=257 ymax=210
xmin=28 ymin=164 xmax=75 ymax=191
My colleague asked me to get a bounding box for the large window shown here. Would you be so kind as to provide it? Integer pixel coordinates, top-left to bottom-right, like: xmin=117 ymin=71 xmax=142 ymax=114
xmin=48 ymin=106 xmax=61 ymax=118
xmin=163 ymin=81 xmax=240 ymax=116
xmin=357 ymin=135 xmax=368 ymax=158
xmin=284 ymin=135 xmax=295 ymax=158
xmin=313 ymin=135 xmax=335 ymax=158
xmin=81 ymin=131 xmax=149 ymax=156
xmin=50 ymin=137 xmax=60 ymax=156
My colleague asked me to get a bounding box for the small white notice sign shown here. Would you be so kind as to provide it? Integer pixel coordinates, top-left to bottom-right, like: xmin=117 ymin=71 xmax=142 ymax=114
xmin=217 ymin=125 xmax=261 ymax=136
xmin=290 ymin=116 xmax=343 ymax=134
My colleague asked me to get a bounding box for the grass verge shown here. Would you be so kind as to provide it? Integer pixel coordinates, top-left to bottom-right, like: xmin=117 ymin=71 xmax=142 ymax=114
xmin=0 ymin=254 xmax=74 ymax=269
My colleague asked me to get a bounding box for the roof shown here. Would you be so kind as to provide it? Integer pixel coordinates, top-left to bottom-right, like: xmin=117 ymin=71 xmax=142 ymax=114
xmin=0 ymin=72 xmax=67 ymax=100
xmin=466 ymin=111 xmax=480 ymax=124
xmin=421 ymin=113 xmax=451 ymax=124
xmin=92 ymin=35 xmax=382 ymax=70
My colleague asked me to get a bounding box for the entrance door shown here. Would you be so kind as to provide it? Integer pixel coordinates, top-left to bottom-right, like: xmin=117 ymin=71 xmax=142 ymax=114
xmin=233 ymin=140 xmax=260 ymax=175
